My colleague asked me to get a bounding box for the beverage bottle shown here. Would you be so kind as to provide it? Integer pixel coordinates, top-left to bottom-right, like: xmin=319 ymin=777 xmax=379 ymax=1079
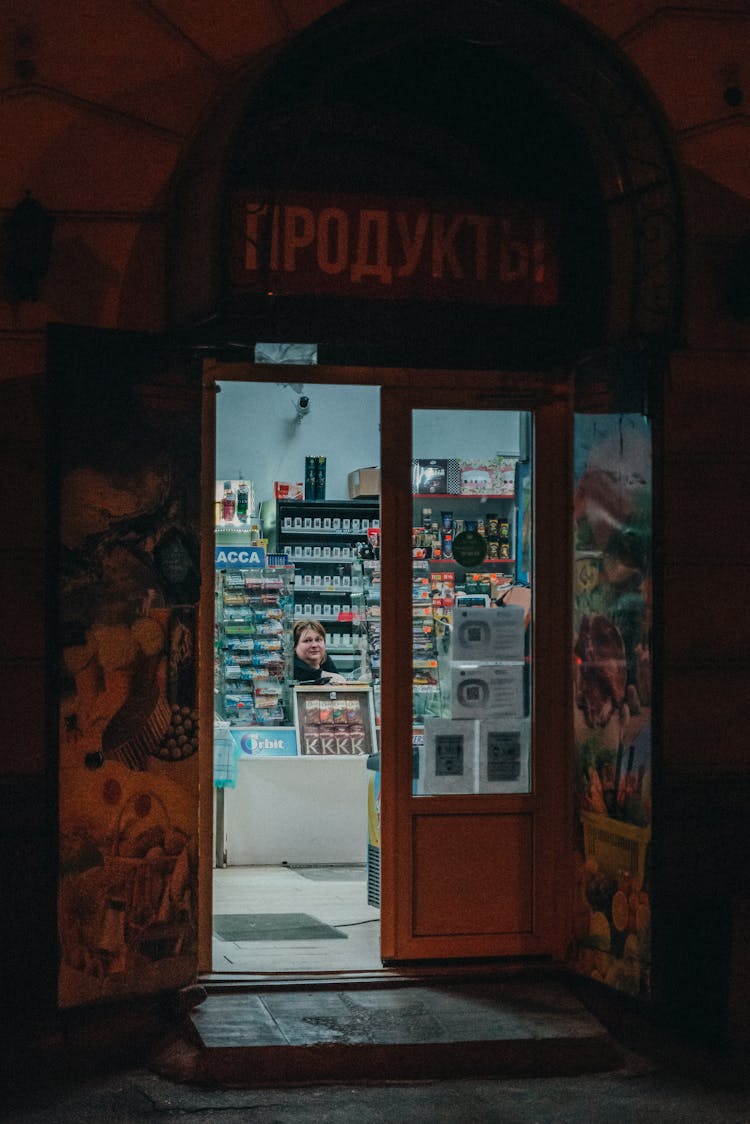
xmin=237 ymin=478 xmax=249 ymax=522
xmin=222 ymin=481 xmax=236 ymax=522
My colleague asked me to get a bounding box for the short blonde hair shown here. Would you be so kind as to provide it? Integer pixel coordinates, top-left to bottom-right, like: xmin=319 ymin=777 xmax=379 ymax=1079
xmin=293 ymin=618 xmax=327 ymax=647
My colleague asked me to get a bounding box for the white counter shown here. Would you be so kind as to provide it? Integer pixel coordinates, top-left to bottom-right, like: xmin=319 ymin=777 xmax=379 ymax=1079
xmin=223 ymin=755 xmax=370 ymax=866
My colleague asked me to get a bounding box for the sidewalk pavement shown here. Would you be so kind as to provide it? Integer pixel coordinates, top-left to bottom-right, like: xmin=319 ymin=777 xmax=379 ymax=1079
xmin=2 ymin=978 xmax=748 ymax=1124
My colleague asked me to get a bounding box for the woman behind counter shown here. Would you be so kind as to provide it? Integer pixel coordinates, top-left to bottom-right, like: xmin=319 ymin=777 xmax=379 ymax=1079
xmin=293 ymin=618 xmax=347 ymax=685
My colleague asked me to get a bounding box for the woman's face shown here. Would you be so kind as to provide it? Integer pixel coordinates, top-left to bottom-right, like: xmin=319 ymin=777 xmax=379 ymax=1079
xmin=296 ymin=628 xmax=325 ymax=668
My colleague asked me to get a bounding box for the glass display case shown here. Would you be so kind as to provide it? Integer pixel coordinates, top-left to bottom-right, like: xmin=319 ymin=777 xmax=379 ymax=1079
xmin=214 ymin=565 xmax=295 ymax=725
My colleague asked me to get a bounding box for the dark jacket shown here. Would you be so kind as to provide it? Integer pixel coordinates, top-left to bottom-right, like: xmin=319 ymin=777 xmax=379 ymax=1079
xmin=293 ymin=653 xmax=339 ymax=684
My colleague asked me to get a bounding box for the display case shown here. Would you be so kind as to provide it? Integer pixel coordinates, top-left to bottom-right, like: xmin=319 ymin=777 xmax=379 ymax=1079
xmin=215 ymin=565 xmax=295 ymax=725
xmin=269 ymin=498 xmax=380 ymax=680
xmin=363 ymin=559 xmax=381 ymax=710
xmin=412 ymin=492 xmax=517 ymax=581
xmin=412 ymin=562 xmax=444 ymax=726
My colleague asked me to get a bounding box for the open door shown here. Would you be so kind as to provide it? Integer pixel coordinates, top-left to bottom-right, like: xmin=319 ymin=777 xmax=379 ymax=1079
xmin=379 ymin=371 xmax=573 ymax=962
xmin=49 ymin=325 xmax=202 ymax=1007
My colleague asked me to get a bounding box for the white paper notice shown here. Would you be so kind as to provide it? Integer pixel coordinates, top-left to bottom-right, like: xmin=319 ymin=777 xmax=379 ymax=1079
xmin=421 ymin=718 xmax=478 ymax=795
xmin=451 ymin=605 xmax=526 ymax=662
xmin=476 ymin=718 xmax=531 ymax=793
xmin=451 ymin=662 xmax=525 ymax=719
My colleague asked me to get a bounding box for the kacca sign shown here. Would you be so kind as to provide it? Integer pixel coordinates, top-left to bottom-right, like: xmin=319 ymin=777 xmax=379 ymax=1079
xmin=215 ymin=545 xmax=266 ymax=569
xmin=231 ymin=190 xmax=559 ymax=306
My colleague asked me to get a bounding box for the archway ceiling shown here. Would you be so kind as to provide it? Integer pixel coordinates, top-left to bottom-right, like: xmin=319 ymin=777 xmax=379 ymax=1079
xmin=2 ymin=0 xmax=749 ymax=208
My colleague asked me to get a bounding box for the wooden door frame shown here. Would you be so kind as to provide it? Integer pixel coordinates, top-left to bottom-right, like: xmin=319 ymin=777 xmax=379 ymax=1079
xmin=197 ymin=363 xmax=574 ymax=974
xmin=379 ymin=374 xmax=574 ymax=963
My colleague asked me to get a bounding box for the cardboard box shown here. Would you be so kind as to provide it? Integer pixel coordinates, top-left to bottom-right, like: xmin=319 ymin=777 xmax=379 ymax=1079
xmin=348 ymin=466 xmax=380 ymax=498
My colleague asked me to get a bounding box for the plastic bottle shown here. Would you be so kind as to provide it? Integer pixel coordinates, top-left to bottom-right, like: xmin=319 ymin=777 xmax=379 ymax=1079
xmin=222 ymin=481 xmax=235 ymax=522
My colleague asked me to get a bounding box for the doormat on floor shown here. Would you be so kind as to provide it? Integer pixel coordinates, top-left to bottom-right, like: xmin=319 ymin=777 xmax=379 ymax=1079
xmin=288 ymin=865 xmax=366 ymax=882
xmin=213 ymin=913 xmax=348 ymax=941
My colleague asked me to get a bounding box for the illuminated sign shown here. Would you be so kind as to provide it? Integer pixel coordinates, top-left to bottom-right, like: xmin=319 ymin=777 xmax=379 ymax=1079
xmin=215 ymin=546 xmax=266 ymax=569
xmin=231 ymin=190 xmax=559 ymax=306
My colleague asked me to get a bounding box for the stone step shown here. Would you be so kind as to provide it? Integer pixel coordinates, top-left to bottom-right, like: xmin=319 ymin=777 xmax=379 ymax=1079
xmin=185 ymin=976 xmax=623 ymax=1086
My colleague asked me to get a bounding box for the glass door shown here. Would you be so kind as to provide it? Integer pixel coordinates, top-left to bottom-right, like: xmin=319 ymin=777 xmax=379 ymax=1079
xmin=379 ymin=377 xmax=572 ymax=962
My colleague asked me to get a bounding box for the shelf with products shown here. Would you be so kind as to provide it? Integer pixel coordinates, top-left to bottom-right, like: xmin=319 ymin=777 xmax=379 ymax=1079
xmin=413 ymin=490 xmax=517 ymax=577
xmin=267 ymin=498 xmax=381 ymax=550
xmin=267 ymin=499 xmax=380 ymax=684
xmin=362 ymin=560 xmax=381 ymax=704
xmin=424 ymin=557 xmax=516 ymax=568
xmin=413 ymin=493 xmax=515 ymax=500
xmin=412 ymin=565 xmax=445 ymax=726
xmin=215 ymin=566 xmax=295 ymax=727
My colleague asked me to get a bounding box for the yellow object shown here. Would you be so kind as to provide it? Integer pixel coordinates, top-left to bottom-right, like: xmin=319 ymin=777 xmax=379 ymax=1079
xmin=589 ymin=911 xmax=611 ymax=951
xmin=580 ymin=810 xmax=651 ymax=884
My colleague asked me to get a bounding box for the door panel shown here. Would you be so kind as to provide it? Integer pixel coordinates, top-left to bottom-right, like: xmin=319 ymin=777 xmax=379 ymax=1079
xmin=50 ymin=326 xmax=202 ymax=1007
xmin=379 ymin=376 xmax=572 ymax=963
xmin=413 ymin=812 xmax=534 ymax=935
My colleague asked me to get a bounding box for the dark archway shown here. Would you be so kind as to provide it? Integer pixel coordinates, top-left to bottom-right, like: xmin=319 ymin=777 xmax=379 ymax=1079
xmin=167 ymin=0 xmax=682 ymax=366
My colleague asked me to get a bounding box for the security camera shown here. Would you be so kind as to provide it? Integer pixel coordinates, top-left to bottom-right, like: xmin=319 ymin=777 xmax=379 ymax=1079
xmin=296 ymin=395 xmax=310 ymax=417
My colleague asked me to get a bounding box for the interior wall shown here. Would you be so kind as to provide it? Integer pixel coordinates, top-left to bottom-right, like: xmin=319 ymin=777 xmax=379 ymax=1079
xmin=216 ymin=381 xmax=521 ymax=508
xmin=216 ymin=382 xmax=380 ymax=504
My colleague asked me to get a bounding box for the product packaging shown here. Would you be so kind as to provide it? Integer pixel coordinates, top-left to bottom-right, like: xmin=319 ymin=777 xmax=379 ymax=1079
xmin=314 ymin=455 xmax=327 ymax=500
xmin=412 ymin=459 xmax=447 ymax=494
xmin=304 ymin=456 xmax=316 ymax=500
xmin=458 ymin=457 xmax=518 ymax=496
xmin=274 ymin=481 xmax=304 ymax=500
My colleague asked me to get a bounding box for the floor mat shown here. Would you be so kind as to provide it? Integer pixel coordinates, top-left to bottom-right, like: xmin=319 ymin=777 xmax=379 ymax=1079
xmin=213 ymin=912 xmax=348 ymax=941
xmin=289 ymin=865 xmax=366 ymax=882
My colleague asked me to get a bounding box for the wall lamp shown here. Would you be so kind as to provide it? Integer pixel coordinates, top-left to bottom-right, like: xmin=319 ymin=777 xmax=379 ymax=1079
xmin=4 ymin=190 xmax=55 ymax=301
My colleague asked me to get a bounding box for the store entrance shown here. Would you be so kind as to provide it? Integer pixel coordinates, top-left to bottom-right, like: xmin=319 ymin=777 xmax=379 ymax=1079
xmin=210 ymin=373 xmax=383 ymax=973
xmin=205 ymin=365 xmax=572 ymax=974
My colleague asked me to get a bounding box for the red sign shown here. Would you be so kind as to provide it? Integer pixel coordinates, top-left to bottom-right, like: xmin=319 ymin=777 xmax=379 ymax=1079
xmin=230 ymin=191 xmax=559 ymax=306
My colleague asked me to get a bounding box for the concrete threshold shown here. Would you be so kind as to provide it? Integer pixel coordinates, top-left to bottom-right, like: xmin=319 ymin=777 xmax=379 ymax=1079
xmin=181 ymin=974 xmax=624 ymax=1086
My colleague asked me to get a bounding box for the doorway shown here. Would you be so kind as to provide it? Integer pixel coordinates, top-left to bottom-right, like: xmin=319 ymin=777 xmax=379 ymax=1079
xmin=209 ymin=372 xmax=383 ymax=973
xmin=202 ymin=363 xmax=572 ymax=977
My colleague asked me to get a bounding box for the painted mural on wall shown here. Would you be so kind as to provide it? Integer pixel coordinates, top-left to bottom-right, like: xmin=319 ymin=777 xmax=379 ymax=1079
xmin=568 ymin=414 xmax=652 ymax=997
xmin=54 ymin=335 xmax=201 ymax=1006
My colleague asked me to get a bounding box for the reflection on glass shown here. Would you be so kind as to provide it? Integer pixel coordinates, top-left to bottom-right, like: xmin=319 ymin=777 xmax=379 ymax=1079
xmin=411 ymin=409 xmax=532 ymax=796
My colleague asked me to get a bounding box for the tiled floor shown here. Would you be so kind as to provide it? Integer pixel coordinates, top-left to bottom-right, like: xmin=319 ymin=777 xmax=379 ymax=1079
xmin=212 ymin=864 xmax=381 ymax=973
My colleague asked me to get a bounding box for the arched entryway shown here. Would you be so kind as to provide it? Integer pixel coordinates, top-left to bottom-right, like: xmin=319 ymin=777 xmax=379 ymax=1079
xmin=53 ymin=0 xmax=682 ymax=1011
xmin=168 ymin=0 xmax=682 ymax=351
